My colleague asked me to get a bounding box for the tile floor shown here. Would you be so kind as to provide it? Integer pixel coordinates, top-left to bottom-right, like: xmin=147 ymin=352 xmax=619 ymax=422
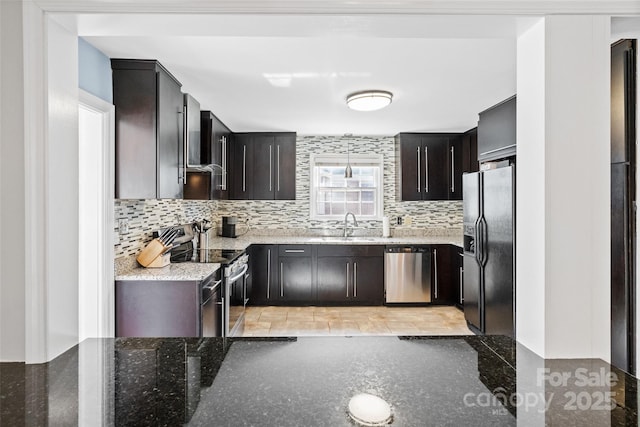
xmin=241 ymin=305 xmax=472 ymax=337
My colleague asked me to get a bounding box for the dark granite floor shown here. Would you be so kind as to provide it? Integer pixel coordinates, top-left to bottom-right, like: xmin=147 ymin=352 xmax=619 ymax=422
xmin=0 ymin=335 xmax=637 ymax=426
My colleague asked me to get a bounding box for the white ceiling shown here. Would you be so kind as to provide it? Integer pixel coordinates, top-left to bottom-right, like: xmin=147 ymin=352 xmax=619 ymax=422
xmin=72 ymin=14 xmax=533 ymax=135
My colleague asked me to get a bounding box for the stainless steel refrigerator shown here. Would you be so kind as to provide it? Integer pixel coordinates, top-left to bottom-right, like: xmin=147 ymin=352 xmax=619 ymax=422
xmin=462 ymin=165 xmax=515 ymax=337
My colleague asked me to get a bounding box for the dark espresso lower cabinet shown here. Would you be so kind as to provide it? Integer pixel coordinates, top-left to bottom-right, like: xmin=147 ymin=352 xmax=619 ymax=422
xmin=316 ymin=245 xmax=384 ymax=305
xmin=249 ymin=245 xmax=278 ymax=304
xmin=248 ymin=243 xmax=461 ymax=306
xmin=278 ymin=245 xmax=313 ymax=303
xmin=316 ymin=256 xmax=352 ymax=302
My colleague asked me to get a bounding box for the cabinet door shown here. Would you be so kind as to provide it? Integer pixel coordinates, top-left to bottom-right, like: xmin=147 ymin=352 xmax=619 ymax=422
xmin=422 ymin=135 xmax=449 ymax=201
xmin=157 ymin=68 xmax=184 ymax=199
xmin=477 ymin=95 xmax=516 ymax=162
xmin=317 ymin=256 xmax=351 ymax=302
xmin=448 ymin=136 xmax=463 ymax=200
xmin=462 ymin=128 xmax=479 ymax=174
xmin=351 ymin=256 xmax=384 ymax=304
xmin=611 ymin=40 xmax=635 ymax=164
xmin=278 ymin=257 xmax=313 ymax=303
xmin=248 ymin=245 xmax=278 ymax=305
xmin=432 ymin=246 xmax=455 ymax=304
xmin=396 ymin=134 xmax=423 ymax=201
xmin=201 ymin=111 xmax=231 ymax=200
xmin=230 ymin=134 xmax=253 ymax=199
xmin=252 ymin=135 xmax=276 ymax=200
xmin=453 ymin=247 xmax=464 ymax=307
xmin=274 ymin=133 xmax=296 ymax=200
xmin=112 ymin=67 xmax=158 ymax=199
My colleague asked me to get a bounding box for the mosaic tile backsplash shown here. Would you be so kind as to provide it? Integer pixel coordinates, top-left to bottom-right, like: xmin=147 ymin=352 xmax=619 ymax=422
xmin=115 ymin=135 xmax=463 ymax=258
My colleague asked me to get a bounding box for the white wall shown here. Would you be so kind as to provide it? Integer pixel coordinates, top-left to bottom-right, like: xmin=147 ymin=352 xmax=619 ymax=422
xmin=0 ymin=0 xmax=27 ymax=362
xmin=517 ymin=16 xmax=611 ymax=360
xmin=45 ymin=17 xmax=80 ymax=361
xmin=516 ymin=17 xmax=546 ymax=356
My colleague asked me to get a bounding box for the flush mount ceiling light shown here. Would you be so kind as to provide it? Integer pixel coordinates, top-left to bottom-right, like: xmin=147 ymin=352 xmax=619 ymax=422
xmin=346 ymin=90 xmax=393 ymax=112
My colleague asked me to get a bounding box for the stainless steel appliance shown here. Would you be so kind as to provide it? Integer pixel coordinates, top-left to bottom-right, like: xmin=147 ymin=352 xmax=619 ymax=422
xmin=223 ymin=252 xmax=249 ymax=336
xmin=198 ymin=249 xmax=249 ymax=337
xmin=200 ymin=273 xmax=222 ymax=337
xmin=463 ymin=164 xmax=514 ymax=337
xmin=384 ymin=246 xmax=432 ymax=303
xmin=220 ymin=216 xmax=237 ymax=238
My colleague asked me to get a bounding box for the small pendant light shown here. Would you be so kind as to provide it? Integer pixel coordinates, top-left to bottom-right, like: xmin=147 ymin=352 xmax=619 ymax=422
xmin=345 ymin=137 xmax=353 ymax=178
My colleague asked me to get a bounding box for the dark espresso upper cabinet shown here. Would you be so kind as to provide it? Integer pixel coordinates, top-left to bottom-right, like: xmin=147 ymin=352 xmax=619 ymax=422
xmin=200 ymin=111 xmax=232 ymax=200
xmin=395 ymin=133 xmax=469 ymax=201
xmin=477 ymin=95 xmax=516 ymax=162
xmin=612 ymin=40 xmax=636 ymax=164
xmin=112 ymin=59 xmax=184 ymax=199
xmin=230 ymin=132 xmax=296 ymax=200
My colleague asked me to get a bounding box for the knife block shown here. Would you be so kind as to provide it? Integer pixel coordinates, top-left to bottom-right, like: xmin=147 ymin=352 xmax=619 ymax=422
xmin=137 ymin=238 xmax=170 ymax=267
xmin=146 ymin=253 xmax=171 ymax=268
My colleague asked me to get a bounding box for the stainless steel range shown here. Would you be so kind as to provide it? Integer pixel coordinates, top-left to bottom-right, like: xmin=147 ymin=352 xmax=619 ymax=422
xmin=198 ymin=249 xmax=249 ymax=337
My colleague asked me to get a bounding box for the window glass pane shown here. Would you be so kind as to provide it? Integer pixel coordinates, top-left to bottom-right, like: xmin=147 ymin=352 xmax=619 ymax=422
xmin=361 ymin=203 xmax=375 ymax=215
xmin=331 ymin=204 xmax=345 ymax=215
xmin=331 ymin=192 xmax=345 ymax=202
xmin=346 ymin=192 xmax=359 ymax=201
xmin=362 ymin=191 xmax=375 ymax=202
xmin=346 ymin=203 xmax=360 ymax=214
xmin=311 ymin=155 xmax=381 ymax=219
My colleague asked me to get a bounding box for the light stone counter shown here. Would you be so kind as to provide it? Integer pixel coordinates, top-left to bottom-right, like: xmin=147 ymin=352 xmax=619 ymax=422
xmin=115 ymin=256 xmax=221 ymax=281
xmin=206 ymin=234 xmax=463 ymax=251
xmin=115 ymin=233 xmax=462 ymax=281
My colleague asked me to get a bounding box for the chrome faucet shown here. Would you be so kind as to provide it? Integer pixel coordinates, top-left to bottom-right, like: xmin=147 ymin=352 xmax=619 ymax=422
xmin=343 ymin=212 xmax=358 ymax=237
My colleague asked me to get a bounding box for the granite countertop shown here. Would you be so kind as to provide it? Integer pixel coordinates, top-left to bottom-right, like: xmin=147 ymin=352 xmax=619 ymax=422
xmin=2 ymin=335 xmax=636 ymax=426
xmin=206 ymin=234 xmax=463 ymax=251
xmin=115 ymin=258 xmax=221 ymax=281
xmin=115 ymin=233 xmax=462 ymax=280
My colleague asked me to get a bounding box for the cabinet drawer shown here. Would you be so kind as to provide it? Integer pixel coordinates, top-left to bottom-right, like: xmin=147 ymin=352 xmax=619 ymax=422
xmin=316 ymin=245 xmax=384 ymax=257
xmin=278 ymin=245 xmax=312 ymax=257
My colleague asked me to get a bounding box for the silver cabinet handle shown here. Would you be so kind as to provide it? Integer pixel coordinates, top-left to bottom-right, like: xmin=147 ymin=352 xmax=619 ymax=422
xmin=346 ymin=263 xmax=350 ymax=297
xmin=284 ymin=249 xmax=305 ymax=253
xmin=269 ymin=144 xmax=273 ymax=192
xmin=434 ymin=248 xmax=438 ymax=299
xmin=459 ymin=266 xmax=463 ymax=304
xmin=277 ymin=145 xmax=281 ymax=192
xmin=183 ymin=106 xmax=189 ymax=183
xmin=242 ymin=145 xmax=247 ymax=192
xmin=221 ymin=136 xmax=227 ymax=190
xmin=178 ymin=109 xmax=186 ymax=184
xmin=280 ymin=262 xmax=284 ymax=297
xmin=353 ymin=262 xmax=357 ymax=298
xmin=416 ymin=146 xmax=421 ymax=193
xmin=267 ymin=249 xmax=271 ymax=299
xmin=203 ymin=279 xmax=222 ymax=292
xmin=450 ymin=146 xmax=455 ymax=193
xmin=424 ymin=146 xmax=429 ymax=193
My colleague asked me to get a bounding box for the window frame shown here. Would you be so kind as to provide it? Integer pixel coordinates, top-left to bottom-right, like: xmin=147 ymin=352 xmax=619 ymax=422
xmin=309 ymin=153 xmax=384 ymax=221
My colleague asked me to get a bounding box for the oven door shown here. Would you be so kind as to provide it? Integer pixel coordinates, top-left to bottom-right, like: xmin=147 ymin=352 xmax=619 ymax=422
xmin=225 ymin=263 xmax=249 ymax=337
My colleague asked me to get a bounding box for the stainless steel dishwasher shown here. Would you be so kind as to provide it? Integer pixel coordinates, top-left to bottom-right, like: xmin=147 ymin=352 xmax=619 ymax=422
xmin=384 ymin=246 xmax=432 ymax=303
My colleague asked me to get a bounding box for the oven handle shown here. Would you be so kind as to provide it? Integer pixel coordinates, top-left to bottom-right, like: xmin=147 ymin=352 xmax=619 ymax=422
xmin=226 ymin=264 xmax=249 ymax=283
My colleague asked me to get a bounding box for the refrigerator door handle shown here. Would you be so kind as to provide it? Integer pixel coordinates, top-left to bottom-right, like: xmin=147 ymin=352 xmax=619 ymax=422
xmin=478 ymin=217 xmax=488 ymax=267
xmin=474 ymin=217 xmax=482 ymax=266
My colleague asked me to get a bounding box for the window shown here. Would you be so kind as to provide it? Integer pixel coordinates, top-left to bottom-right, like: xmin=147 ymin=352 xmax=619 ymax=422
xmin=310 ymin=154 xmax=383 ymax=220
